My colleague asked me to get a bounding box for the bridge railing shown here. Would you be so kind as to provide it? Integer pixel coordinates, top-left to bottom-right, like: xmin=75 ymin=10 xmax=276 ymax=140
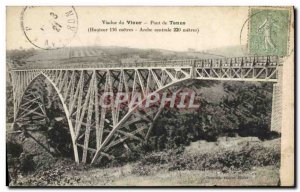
xmin=10 ymin=56 xmax=279 ymax=71
xmin=194 ymin=56 xmax=279 ymax=68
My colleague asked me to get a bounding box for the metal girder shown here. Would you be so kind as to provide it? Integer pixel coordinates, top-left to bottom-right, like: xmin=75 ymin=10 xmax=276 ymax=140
xmin=9 ymin=56 xmax=280 ymax=164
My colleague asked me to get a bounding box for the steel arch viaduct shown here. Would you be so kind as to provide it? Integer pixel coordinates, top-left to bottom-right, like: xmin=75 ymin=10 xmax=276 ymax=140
xmin=9 ymin=56 xmax=282 ymax=164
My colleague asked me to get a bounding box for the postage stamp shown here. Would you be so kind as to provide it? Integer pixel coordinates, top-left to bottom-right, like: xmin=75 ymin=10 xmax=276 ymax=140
xmin=248 ymin=8 xmax=290 ymax=56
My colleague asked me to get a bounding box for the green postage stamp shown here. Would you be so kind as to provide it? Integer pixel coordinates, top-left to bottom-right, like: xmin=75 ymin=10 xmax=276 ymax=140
xmin=249 ymin=8 xmax=290 ymax=56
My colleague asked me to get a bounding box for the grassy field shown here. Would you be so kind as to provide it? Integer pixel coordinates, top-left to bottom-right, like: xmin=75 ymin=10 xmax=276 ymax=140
xmin=60 ymin=163 xmax=279 ymax=186
xmin=10 ymin=137 xmax=280 ymax=187
xmin=57 ymin=164 xmax=278 ymax=186
xmin=12 ymin=161 xmax=279 ymax=186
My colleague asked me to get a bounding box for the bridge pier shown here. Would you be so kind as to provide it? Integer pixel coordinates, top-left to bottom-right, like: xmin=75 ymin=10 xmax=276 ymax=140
xmin=271 ymin=64 xmax=283 ymax=133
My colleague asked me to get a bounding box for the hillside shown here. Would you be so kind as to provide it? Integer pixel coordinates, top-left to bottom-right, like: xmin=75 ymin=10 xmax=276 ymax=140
xmin=7 ymin=46 xmax=225 ymax=69
xmin=204 ymin=45 xmax=249 ymax=57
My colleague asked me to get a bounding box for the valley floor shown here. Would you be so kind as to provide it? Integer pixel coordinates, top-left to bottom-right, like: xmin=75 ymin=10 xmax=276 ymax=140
xmin=60 ymin=165 xmax=279 ymax=186
xmin=10 ymin=137 xmax=280 ymax=187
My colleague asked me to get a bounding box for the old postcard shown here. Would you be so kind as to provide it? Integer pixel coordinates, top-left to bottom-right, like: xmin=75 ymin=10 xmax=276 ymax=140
xmin=6 ymin=6 xmax=294 ymax=187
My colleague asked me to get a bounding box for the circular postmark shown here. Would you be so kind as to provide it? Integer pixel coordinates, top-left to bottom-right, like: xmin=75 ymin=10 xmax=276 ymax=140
xmin=21 ymin=6 xmax=78 ymax=50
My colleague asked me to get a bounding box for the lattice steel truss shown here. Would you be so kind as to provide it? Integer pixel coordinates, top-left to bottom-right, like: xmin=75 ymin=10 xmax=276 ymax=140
xmin=9 ymin=56 xmax=280 ymax=163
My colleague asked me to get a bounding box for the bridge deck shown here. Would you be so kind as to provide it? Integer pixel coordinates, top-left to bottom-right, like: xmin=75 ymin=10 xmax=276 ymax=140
xmin=10 ymin=56 xmax=279 ymax=71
